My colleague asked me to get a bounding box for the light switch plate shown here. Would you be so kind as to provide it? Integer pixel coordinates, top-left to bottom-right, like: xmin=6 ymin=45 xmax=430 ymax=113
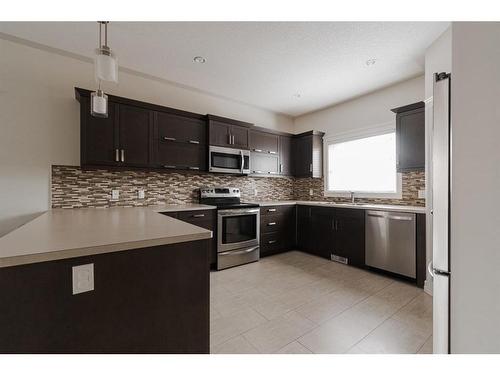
xmin=309 ymin=189 xmax=314 ymax=196
xmin=418 ymin=189 xmax=426 ymax=199
xmin=72 ymin=263 xmax=94 ymax=295
xmin=111 ymin=190 xmax=119 ymax=200
xmin=254 ymin=189 xmax=258 ymax=196
xmin=138 ymin=189 xmax=145 ymax=199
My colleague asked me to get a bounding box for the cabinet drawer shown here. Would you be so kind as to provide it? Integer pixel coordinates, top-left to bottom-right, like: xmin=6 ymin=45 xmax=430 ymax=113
xmin=157 ymin=142 xmax=206 ymax=170
xmin=260 ymin=232 xmax=289 ymax=254
xmin=177 ymin=210 xmax=215 ymax=223
xmin=260 ymin=205 xmax=295 ymax=216
xmin=260 ymin=214 xmax=289 ymax=234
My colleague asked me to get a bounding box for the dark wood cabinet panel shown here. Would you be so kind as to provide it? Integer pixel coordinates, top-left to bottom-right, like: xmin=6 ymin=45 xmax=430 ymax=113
xmin=231 ymin=125 xmax=249 ymax=149
xmin=157 ymin=142 xmax=206 ymax=171
xmin=393 ymin=102 xmax=425 ymax=172
xmin=156 ymin=112 xmax=206 ymax=145
xmin=0 ymin=241 xmax=209 ymax=353
xmin=416 ymin=213 xmax=426 ymax=288
xmin=209 ymin=120 xmax=231 ymax=147
xmin=292 ymin=131 xmax=324 ymax=178
xmin=296 ymin=205 xmax=312 ymax=253
xmin=249 ymin=130 xmax=279 ymax=154
xmin=80 ymin=97 xmax=119 ymax=166
xmin=279 ymin=136 xmax=293 ymax=175
xmin=333 ymin=208 xmax=365 ymax=267
xmin=118 ymin=104 xmax=153 ymax=167
xmin=311 ymin=207 xmax=335 ymax=259
xmin=251 ymin=152 xmax=279 ymax=175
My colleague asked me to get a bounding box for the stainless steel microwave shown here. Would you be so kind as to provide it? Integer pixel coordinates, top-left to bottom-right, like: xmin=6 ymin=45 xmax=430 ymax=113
xmin=209 ymin=146 xmax=250 ymax=175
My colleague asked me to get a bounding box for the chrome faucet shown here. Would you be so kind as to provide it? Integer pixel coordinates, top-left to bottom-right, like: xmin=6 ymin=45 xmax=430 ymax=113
xmin=350 ymin=191 xmax=355 ymax=204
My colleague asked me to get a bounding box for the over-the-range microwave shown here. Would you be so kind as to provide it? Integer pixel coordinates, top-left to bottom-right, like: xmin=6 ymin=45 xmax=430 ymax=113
xmin=208 ymin=146 xmax=250 ymax=175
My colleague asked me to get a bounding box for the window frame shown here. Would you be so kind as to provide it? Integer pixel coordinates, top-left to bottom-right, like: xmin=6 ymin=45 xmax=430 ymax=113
xmin=323 ymin=123 xmax=402 ymax=199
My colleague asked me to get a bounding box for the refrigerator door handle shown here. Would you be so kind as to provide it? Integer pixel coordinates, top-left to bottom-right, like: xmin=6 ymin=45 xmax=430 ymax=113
xmin=428 ymin=261 xmax=435 ymax=278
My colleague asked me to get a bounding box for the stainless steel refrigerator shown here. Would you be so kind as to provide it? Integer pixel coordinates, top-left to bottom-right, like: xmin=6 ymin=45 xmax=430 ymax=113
xmin=431 ymin=72 xmax=451 ymax=354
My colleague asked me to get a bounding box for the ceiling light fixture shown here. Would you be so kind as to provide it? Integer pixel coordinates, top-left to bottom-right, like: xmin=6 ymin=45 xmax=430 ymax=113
xmin=91 ymin=21 xmax=118 ymax=118
xmin=366 ymin=58 xmax=377 ymax=66
xmin=193 ymin=56 xmax=207 ymax=64
xmin=293 ymin=93 xmax=302 ymax=99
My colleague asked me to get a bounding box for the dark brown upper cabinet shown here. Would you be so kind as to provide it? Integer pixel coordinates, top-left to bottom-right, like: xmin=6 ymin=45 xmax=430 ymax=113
xmin=208 ymin=115 xmax=251 ymax=149
xmin=250 ymin=152 xmax=279 ymax=175
xmin=79 ymin=96 xmax=119 ymax=167
xmin=118 ymin=104 xmax=153 ymax=167
xmin=292 ymin=131 xmax=325 ymax=178
xmin=154 ymin=111 xmax=207 ymax=171
xmin=279 ymin=135 xmax=293 ymax=176
xmin=249 ymin=130 xmax=279 ymax=154
xmin=392 ymin=102 xmax=425 ymax=172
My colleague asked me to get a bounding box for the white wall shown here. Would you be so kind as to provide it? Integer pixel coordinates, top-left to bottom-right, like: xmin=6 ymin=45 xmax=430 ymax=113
xmin=293 ymin=75 xmax=424 ymax=137
xmin=424 ymin=27 xmax=452 ymax=295
xmin=0 ymin=38 xmax=293 ymax=237
xmin=450 ymin=22 xmax=500 ymax=353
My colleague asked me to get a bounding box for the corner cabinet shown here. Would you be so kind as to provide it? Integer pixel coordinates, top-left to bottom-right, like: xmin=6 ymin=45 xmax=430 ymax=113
xmin=292 ymin=131 xmax=325 ymax=178
xmin=392 ymin=101 xmax=425 ymax=172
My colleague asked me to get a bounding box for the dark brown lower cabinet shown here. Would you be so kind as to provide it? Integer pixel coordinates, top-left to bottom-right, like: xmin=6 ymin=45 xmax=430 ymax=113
xmin=331 ymin=208 xmax=365 ymax=267
xmin=416 ymin=213 xmax=426 ymax=288
xmin=260 ymin=205 xmax=296 ymax=256
xmin=162 ymin=210 xmax=217 ymax=267
xmin=0 ymin=241 xmax=209 ymax=353
xmin=296 ymin=205 xmax=313 ymax=252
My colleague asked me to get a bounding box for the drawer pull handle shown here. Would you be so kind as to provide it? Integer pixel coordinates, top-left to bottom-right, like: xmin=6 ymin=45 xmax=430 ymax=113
xmin=268 ymin=240 xmax=277 ymax=244
xmin=268 ymin=222 xmax=276 ymax=226
xmin=268 ymin=208 xmax=277 ymax=212
xmin=163 ymin=165 xmax=176 ymax=169
xmin=163 ymin=137 xmax=176 ymax=141
xmin=253 ymin=170 xmax=263 ymax=174
xmin=192 ymin=214 xmax=205 ymax=218
xmin=189 ymin=140 xmax=200 ymax=144
xmin=253 ymin=149 xmax=263 ymax=152
xmin=268 ymin=151 xmax=277 ymax=154
xmin=188 ymin=166 xmax=200 ymax=170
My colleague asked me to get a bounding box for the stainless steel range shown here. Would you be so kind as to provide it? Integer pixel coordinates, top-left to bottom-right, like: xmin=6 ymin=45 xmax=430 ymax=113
xmin=199 ymin=187 xmax=260 ymax=270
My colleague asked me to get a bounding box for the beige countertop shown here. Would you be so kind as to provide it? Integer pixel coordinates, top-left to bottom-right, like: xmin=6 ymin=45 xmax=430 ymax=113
xmin=0 ymin=206 xmax=213 ymax=269
xmin=253 ymin=200 xmax=426 ymax=214
xmin=149 ymin=203 xmax=216 ymax=213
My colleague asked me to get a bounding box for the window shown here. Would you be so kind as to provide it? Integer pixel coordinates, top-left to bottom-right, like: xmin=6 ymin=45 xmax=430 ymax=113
xmin=325 ymin=131 xmax=402 ymax=198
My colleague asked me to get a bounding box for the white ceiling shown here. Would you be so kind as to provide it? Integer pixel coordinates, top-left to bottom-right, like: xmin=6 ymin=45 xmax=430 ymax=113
xmin=0 ymin=22 xmax=448 ymax=117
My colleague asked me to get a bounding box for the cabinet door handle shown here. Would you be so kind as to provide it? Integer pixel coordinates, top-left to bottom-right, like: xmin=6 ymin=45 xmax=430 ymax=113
xmin=253 ymin=170 xmax=263 ymax=174
xmin=163 ymin=165 xmax=176 ymax=169
xmin=268 ymin=151 xmax=277 ymax=154
xmin=189 ymin=140 xmax=200 ymax=144
xmin=188 ymin=166 xmax=200 ymax=170
xmin=268 ymin=171 xmax=278 ymax=174
xmin=267 ymin=208 xmax=277 ymax=212
xmin=280 ymin=164 xmax=283 ymax=173
xmin=228 ymin=133 xmax=232 ymax=145
xmin=115 ymin=149 xmax=120 ymax=162
xmin=163 ymin=137 xmax=176 ymax=141
xmin=232 ymin=135 xmax=235 ymax=144
xmin=309 ymin=163 xmax=313 ymax=173
xmin=253 ymin=149 xmax=263 ymax=152
xmin=192 ymin=214 xmax=205 ymax=218
xmin=268 ymin=240 xmax=277 ymax=244
xmin=120 ymin=149 xmax=125 ymax=162
xmin=267 ymin=222 xmax=276 ymax=226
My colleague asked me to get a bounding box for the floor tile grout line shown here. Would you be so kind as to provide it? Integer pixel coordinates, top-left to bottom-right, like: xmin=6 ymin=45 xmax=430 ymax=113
xmin=342 ymin=289 xmax=424 ymax=354
xmin=415 ymin=333 xmax=433 ymax=354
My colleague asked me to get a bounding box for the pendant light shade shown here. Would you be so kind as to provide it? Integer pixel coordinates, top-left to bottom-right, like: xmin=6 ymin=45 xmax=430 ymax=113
xmin=95 ymin=47 xmax=118 ymax=83
xmin=91 ymin=89 xmax=108 ymax=118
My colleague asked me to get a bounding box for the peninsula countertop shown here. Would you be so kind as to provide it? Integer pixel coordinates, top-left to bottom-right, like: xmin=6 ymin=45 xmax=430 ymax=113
xmin=0 ymin=205 xmax=214 ymax=268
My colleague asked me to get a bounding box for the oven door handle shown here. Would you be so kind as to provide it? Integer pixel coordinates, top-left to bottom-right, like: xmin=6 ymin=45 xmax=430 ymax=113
xmin=219 ymin=246 xmax=259 ymax=257
xmin=218 ymin=208 xmax=260 ymax=216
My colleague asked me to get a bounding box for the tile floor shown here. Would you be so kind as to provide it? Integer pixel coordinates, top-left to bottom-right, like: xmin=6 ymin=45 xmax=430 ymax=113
xmin=210 ymin=251 xmax=433 ymax=354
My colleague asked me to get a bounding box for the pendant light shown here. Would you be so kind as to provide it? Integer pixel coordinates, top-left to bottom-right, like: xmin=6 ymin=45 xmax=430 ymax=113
xmin=90 ymin=21 xmax=118 ymax=118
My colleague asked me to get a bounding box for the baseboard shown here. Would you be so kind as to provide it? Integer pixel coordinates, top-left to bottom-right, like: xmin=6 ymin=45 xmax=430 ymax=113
xmin=424 ymin=279 xmax=433 ymax=296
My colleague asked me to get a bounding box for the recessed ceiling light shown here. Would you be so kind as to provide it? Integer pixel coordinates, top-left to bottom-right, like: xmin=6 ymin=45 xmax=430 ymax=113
xmin=293 ymin=93 xmax=302 ymax=99
xmin=193 ymin=56 xmax=207 ymax=64
xmin=366 ymin=58 xmax=377 ymax=66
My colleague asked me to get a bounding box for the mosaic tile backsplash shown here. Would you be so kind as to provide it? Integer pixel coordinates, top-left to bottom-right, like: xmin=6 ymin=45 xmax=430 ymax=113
xmin=51 ymin=166 xmax=425 ymax=208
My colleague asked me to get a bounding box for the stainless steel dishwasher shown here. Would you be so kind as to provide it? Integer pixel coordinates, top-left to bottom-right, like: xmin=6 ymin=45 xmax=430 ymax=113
xmin=365 ymin=210 xmax=416 ymax=278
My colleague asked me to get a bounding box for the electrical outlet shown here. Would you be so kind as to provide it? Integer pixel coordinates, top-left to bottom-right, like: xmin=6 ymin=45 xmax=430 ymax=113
xmin=111 ymin=190 xmax=119 ymax=200
xmin=418 ymin=189 xmax=426 ymax=199
xmin=254 ymin=189 xmax=258 ymax=196
xmin=309 ymin=189 xmax=314 ymax=196
xmin=72 ymin=263 xmax=94 ymax=295
xmin=138 ymin=189 xmax=145 ymax=199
